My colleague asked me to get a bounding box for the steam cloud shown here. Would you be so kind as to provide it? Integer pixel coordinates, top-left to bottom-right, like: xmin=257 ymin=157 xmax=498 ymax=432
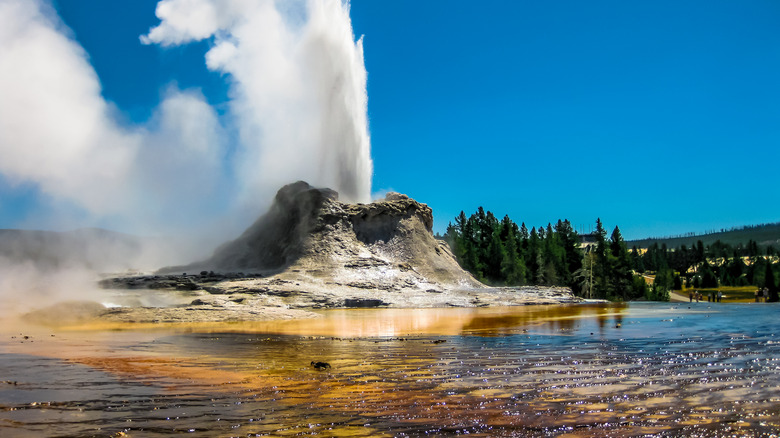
xmin=0 ymin=0 xmax=372 ymax=242
xmin=0 ymin=0 xmax=373 ymax=312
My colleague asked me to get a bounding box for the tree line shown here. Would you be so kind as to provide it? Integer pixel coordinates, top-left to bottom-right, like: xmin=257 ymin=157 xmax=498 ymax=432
xmin=441 ymin=209 xmax=666 ymax=301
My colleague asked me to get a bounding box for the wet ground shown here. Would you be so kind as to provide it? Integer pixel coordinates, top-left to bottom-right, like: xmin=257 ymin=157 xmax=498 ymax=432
xmin=1 ymin=302 xmax=779 ymax=437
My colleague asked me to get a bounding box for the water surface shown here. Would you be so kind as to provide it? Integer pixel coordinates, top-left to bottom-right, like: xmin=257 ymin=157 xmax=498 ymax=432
xmin=2 ymin=302 xmax=779 ymax=437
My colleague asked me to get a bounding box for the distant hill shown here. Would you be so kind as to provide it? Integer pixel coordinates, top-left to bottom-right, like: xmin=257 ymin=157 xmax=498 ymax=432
xmin=627 ymin=222 xmax=780 ymax=249
xmin=0 ymin=228 xmax=145 ymax=271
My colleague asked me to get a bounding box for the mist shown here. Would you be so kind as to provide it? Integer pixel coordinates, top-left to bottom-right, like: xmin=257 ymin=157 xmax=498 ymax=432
xmin=0 ymin=0 xmax=372 ymax=312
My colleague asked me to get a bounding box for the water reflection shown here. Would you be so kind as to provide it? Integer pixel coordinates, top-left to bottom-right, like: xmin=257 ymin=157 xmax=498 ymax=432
xmin=2 ymin=303 xmax=779 ymax=437
xmin=461 ymin=303 xmax=627 ymax=335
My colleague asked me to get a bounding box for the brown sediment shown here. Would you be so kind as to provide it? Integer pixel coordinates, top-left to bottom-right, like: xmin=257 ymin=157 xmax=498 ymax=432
xmin=17 ymin=303 xmax=621 ymax=337
xmin=70 ymin=356 xmax=257 ymax=391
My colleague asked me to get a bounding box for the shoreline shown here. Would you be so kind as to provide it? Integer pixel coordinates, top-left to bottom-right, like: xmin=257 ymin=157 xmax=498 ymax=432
xmin=63 ymin=271 xmax=586 ymax=326
xmin=18 ymin=278 xmax=583 ymax=329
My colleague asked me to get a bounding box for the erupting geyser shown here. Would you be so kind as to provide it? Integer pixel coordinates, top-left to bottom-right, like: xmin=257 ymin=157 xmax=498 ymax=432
xmin=0 ymin=0 xmax=373 ymax=312
xmin=143 ymin=0 xmax=374 ymax=204
xmin=0 ymin=0 xmax=372 ymax=239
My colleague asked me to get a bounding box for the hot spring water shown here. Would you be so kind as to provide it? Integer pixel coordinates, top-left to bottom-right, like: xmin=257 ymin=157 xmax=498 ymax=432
xmin=1 ymin=303 xmax=779 ymax=436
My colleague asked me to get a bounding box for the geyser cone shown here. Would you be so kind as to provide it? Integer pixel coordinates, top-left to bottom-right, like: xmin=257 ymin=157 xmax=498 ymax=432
xmin=164 ymin=181 xmax=482 ymax=290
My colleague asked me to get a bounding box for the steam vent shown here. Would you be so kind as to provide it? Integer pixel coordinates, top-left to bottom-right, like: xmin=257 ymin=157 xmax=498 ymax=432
xmin=174 ymin=181 xmax=483 ymax=292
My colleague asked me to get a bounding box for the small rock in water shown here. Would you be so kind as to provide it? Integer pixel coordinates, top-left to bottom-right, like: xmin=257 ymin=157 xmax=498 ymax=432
xmin=311 ymin=361 xmax=331 ymax=370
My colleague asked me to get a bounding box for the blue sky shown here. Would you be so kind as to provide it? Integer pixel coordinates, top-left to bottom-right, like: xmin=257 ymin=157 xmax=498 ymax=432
xmin=2 ymin=0 xmax=779 ymax=240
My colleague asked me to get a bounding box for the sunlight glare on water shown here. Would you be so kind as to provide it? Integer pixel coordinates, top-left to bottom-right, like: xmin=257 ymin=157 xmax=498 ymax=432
xmin=2 ymin=303 xmax=780 ymax=437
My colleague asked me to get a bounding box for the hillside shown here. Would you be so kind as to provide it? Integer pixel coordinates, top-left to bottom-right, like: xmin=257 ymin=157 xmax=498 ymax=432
xmin=627 ymin=222 xmax=780 ymax=249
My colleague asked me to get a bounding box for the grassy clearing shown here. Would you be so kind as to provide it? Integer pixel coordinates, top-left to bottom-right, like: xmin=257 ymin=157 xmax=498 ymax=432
xmin=675 ymin=286 xmax=761 ymax=303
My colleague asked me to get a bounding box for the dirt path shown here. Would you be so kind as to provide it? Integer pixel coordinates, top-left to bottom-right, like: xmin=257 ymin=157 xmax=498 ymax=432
xmin=670 ymin=291 xmax=691 ymax=302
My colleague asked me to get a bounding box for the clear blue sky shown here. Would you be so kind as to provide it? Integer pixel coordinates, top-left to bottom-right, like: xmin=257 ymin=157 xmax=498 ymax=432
xmin=2 ymin=0 xmax=779 ymax=240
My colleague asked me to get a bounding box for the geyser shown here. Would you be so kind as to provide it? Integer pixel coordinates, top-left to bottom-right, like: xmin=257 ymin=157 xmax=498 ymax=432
xmin=0 ymin=0 xmax=372 ymax=237
xmin=143 ymin=0 xmax=374 ymax=204
xmin=0 ymin=0 xmax=374 ymax=313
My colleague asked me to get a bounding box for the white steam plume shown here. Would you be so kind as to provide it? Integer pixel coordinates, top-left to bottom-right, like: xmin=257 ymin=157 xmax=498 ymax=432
xmin=0 ymin=0 xmax=228 ymax=240
xmin=0 ymin=0 xmax=372 ymax=243
xmin=0 ymin=0 xmax=373 ymax=311
xmin=0 ymin=0 xmax=139 ymax=216
xmin=143 ymin=0 xmax=373 ymax=204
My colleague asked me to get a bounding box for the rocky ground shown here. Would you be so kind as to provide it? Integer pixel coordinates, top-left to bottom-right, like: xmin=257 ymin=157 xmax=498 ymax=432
xmin=89 ymin=275 xmax=580 ymax=325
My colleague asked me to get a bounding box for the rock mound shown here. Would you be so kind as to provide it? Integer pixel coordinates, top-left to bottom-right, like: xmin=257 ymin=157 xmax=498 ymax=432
xmin=164 ymin=181 xmax=482 ymax=291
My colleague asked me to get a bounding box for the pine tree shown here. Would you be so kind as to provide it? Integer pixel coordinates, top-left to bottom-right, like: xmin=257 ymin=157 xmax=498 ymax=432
xmin=556 ymin=219 xmax=581 ymax=290
xmin=445 ymin=209 xmax=587 ymax=292
xmin=699 ymin=260 xmax=718 ymax=288
xmin=485 ymin=229 xmax=506 ymax=283
xmin=726 ymin=252 xmax=746 ymax=286
xmin=608 ymin=226 xmax=632 ymax=300
xmin=527 ymin=227 xmax=542 ymax=285
xmin=542 ymin=223 xmax=562 ymax=285
xmin=592 ymin=218 xmax=608 ymax=298
xmin=695 ymin=240 xmax=705 ymax=264
xmin=501 ymin=226 xmax=526 ymax=285
xmin=630 ymin=246 xmax=644 ymax=273
xmin=765 ymin=260 xmax=778 ymax=302
xmin=518 ymin=222 xmax=529 ymax=264
xmin=631 ymin=275 xmax=650 ymax=300
xmin=653 ymin=268 xmax=674 ymax=298
xmin=460 ymin=214 xmax=483 ymax=279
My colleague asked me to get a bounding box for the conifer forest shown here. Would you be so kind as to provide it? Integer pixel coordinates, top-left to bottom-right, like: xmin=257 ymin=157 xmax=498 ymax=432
xmin=442 ymin=208 xmax=779 ymax=302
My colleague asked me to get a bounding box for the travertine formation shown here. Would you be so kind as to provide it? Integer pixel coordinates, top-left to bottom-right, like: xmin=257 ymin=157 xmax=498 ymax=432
xmin=91 ymin=182 xmax=581 ymax=324
xmin=163 ymin=180 xmax=484 ymax=292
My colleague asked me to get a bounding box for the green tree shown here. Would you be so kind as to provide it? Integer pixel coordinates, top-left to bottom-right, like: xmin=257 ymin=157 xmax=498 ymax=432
xmin=446 ymin=209 xmax=586 ymax=291
xmin=631 ymin=275 xmax=649 ymax=300
xmin=695 ymin=240 xmax=705 ymax=264
xmin=765 ymin=260 xmax=778 ymax=302
xmin=630 ymin=246 xmax=644 ymax=273
xmin=461 ymin=214 xmax=484 ymax=280
xmin=526 ymin=227 xmax=542 ymax=284
xmin=542 ymin=223 xmax=561 ymax=286
xmin=652 ymin=268 xmax=674 ymax=301
xmin=592 ymin=218 xmax=609 ymax=299
xmin=485 ymin=229 xmax=506 ymax=283
xmin=500 ymin=225 xmax=526 ymax=285
xmin=608 ymin=226 xmax=632 ymax=300
xmin=699 ymin=260 xmax=718 ymax=288
xmin=555 ymin=219 xmax=581 ymax=290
